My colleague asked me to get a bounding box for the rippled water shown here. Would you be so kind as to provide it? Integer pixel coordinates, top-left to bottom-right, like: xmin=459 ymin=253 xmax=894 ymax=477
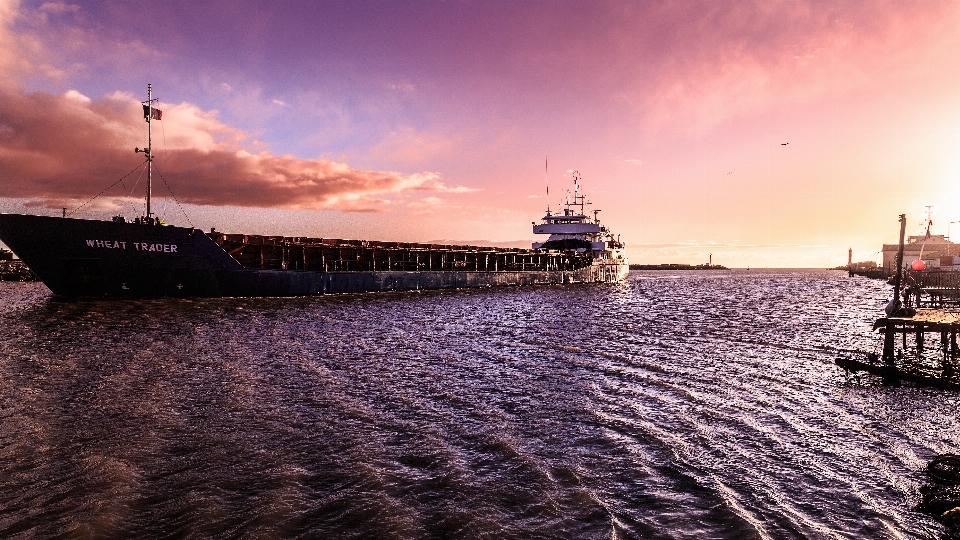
xmin=1 ymin=270 xmax=957 ymax=539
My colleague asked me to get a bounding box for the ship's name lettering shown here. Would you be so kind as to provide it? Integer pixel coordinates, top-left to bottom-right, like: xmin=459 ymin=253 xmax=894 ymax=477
xmin=85 ymin=239 xmax=177 ymax=253
xmin=85 ymin=239 xmax=126 ymax=249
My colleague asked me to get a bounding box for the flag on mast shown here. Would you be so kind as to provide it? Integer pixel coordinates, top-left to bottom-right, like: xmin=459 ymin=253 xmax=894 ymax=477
xmin=142 ymin=105 xmax=162 ymax=121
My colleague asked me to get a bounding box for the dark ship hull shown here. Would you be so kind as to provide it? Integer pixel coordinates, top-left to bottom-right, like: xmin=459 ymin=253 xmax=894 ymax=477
xmin=0 ymin=213 xmax=627 ymax=298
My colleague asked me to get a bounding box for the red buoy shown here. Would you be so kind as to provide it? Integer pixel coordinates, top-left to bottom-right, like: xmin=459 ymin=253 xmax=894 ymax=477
xmin=912 ymin=259 xmax=926 ymax=271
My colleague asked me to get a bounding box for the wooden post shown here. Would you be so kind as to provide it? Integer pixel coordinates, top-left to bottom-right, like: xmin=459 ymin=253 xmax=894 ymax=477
xmin=892 ymin=214 xmax=907 ymax=310
xmin=950 ymin=327 xmax=957 ymax=360
xmin=883 ymin=320 xmax=896 ymax=364
xmin=881 ymin=320 xmax=902 ymax=385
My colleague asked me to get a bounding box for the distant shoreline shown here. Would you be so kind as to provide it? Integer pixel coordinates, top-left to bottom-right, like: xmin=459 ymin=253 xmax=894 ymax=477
xmin=628 ymin=265 xmax=847 ymax=271
xmin=630 ymin=264 xmax=729 ymax=271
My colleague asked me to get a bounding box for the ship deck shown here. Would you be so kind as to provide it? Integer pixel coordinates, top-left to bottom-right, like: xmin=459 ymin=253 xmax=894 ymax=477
xmin=210 ymin=232 xmax=602 ymax=273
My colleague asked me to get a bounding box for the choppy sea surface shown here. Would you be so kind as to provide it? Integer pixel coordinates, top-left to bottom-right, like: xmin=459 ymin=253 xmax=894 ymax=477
xmin=0 ymin=270 xmax=957 ymax=539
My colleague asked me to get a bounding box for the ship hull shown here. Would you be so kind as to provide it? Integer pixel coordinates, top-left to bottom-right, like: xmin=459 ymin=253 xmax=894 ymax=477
xmin=0 ymin=214 xmax=627 ymax=298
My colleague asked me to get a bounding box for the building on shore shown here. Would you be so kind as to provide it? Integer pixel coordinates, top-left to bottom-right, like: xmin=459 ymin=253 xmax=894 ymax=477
xmin=881 ymin=233 xmax=960 ymax=274
xmin=847 ymin=261 xmax=879 ymax=270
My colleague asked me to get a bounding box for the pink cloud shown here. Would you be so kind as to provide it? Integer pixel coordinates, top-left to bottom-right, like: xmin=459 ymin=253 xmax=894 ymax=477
xmin=614 ymin=1 xmax=960 ymax=134
xmin=0 ymin=89 xmax=454 ymax=211
xmin=0 ymin=0 xmax=32 ymax=89
xmin=367 ymin=125 xmax=462 ymax=167
xmin=408 ymin=196 xmax=443 ymax=215
xmin=36 ymin=3 xmax=80 ymax=16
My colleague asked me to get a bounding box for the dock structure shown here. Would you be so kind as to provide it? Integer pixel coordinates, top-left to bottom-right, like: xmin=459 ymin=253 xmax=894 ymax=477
xmin=836 ymin=214 xmax=960 ymax=389
xmin=837 ymin=310 xmax=960 ymax=389
xmin=838 ymin=213 xmax=960 ymax=388
xmin=904 ymin=271 xmax=960 ymax=308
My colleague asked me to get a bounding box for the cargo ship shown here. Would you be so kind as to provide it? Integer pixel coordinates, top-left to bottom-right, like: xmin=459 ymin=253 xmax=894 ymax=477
xmin=0 ymin=86 xmax=627 ymax=298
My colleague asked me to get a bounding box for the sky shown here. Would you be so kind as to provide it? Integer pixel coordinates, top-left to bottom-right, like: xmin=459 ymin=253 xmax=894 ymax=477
xmin=3 ymin=0 xmax=960 ymax=267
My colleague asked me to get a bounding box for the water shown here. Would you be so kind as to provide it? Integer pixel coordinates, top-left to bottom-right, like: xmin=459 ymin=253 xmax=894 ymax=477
xmin=0 ymin=270 xmax=956 ymax=539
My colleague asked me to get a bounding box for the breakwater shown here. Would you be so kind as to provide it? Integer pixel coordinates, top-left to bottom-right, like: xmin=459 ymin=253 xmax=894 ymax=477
xmin=629 ymin=263 xmax=728 ymax=270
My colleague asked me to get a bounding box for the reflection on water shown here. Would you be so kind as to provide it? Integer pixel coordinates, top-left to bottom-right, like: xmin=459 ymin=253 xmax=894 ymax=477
xmin=0 ymin=270 xmax=954 ymax=539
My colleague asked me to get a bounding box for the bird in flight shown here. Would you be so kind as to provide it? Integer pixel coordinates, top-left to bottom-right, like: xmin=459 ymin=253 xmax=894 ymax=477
xmin=781 ymin=143 xmax=789 ymax=145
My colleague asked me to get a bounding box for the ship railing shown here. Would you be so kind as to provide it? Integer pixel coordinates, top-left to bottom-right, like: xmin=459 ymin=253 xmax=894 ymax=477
xmin=211 ymin=232 xmax=597 ymax=273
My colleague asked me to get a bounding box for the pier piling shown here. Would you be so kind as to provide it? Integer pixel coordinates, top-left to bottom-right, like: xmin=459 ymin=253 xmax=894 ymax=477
xmin=839 ymin=311 xmax=960 ymax=389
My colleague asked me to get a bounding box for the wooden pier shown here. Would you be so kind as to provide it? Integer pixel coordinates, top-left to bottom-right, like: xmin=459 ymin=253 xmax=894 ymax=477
xmin=837 ymin=214 xmax=960 ymax=388
xmin=836 ymin=309 xmax=960 ymax=388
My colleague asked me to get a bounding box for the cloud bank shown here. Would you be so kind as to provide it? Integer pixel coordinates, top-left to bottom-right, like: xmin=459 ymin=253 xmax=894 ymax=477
xmin=0 ymin=89 xmax=457 ymax=212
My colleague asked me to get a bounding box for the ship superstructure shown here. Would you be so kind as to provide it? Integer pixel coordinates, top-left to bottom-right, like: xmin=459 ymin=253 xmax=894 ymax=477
xmin=532 ymin=172 xmax=628 ymax=282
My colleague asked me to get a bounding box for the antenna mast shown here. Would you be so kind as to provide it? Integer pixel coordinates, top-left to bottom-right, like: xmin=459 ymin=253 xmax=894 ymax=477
xmin=145 ymin=84 xmax=153 ymax=218
xmin=545 ymin=156 xmax=550 ymax=216
xmin=572 ymin=170 xmax=585 ymax=215
xmin=136 ymin=84 xmax=160 ymax=221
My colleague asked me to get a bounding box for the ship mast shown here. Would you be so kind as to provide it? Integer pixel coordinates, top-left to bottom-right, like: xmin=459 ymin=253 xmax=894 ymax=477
xmin=135 ymin=84 xmax=158 ymax=221
xmin=147 ymin=84 xmax=152 ymax=219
